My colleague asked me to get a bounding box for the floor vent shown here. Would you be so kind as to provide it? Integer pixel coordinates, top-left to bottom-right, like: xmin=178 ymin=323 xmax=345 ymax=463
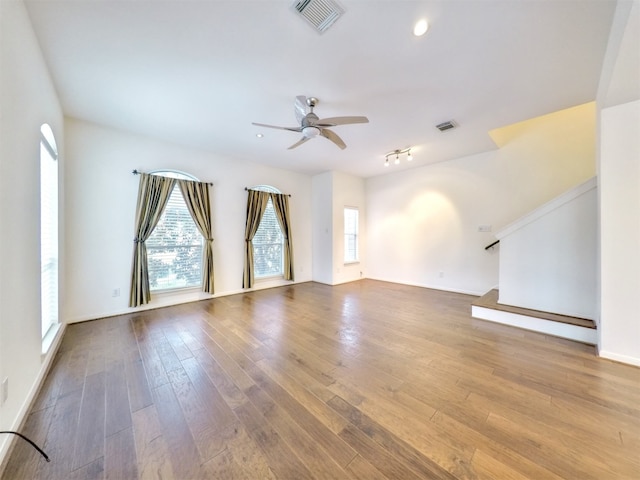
xmin=292 ymin=0 xmax=345 ymax=34
xmin=436 ymin=120 xmax=457 ymax=132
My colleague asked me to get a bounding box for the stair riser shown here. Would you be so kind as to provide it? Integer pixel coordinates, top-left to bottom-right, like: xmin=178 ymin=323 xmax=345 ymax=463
xmin=471 ymin=305 xmax=597 ymax=345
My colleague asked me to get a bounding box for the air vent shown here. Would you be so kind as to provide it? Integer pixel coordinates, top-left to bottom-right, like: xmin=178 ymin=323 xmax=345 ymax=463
xmin=436 ymin=121 xmax=457 ymax=132
xmin=292 ymin=0 xmax=345 ymax=34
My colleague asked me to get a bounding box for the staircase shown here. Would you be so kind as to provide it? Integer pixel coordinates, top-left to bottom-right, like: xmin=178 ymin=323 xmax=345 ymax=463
xmin=472 ymin=177 xmax=598 ymax=345
xmin=472 ymin=289 xmax=597 ymax=344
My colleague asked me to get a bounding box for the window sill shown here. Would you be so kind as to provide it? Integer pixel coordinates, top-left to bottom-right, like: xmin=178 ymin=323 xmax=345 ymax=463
xmin=344 ymin=261 xmax=360 ymax=266
xmin=150 ymin=285 xmax=202 ymax=296
xmin=41 ymin=322 xmax=61 ymax=356
xmin=255 ymin=274 xmax=285 ymax=283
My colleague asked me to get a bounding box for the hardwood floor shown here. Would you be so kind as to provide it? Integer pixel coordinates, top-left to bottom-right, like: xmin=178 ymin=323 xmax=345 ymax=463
xmin=2 ymin=280 xmax=639 ymax=479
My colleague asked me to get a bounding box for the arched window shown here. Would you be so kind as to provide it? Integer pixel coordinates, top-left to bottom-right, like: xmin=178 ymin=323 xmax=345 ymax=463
xmin=40 ymin=124 xmax=58 ymax=339
xmin=146 ymin=170 xmax=203 ymax=290
xmin=251 ymin=185 xmax=284 ymax=278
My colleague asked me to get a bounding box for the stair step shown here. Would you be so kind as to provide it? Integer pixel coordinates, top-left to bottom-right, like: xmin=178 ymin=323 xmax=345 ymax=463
xmin=471 ymin=289 xmax=597 ymax=345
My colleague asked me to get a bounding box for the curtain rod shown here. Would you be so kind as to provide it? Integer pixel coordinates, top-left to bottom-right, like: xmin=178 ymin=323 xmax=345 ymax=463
xmin=132 ymin=169 xmax=213 ymax=186
xmin=245 ymin=187 xmax=291 ymax=197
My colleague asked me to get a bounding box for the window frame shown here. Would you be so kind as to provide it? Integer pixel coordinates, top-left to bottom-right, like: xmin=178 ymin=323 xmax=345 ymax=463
xmin=145 ymin=170 xmax=204 ymax=292
xmin=344 ymin=206 xmax=359 ymax=264
xmin=251 ymin=185 xmax=285 ymax=280
xmin=40 ymin=124 xmax=59 ymax=344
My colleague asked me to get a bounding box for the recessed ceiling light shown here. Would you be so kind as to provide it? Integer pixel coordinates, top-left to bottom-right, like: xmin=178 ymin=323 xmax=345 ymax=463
xmin=413 ymin=19 xmax=429 ymax=37
xmin=256 ymin=133 xmax=264 ymax=138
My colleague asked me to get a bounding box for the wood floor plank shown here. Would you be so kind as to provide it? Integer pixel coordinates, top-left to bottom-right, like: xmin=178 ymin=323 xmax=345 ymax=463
xmin=246 ymin=363 xmax=359 ymax=468
xmin=131 ymin=404 xmax=175 ymax=479
xmin=256 ymin=357 xmax=350 ymax=434
xmin=150 ymin=382 xmax=202 ymax=479
xmin=40 ymin=389 xmax=84 ymax=480
xmin=191 ymin=346 xmax=248 ymax=410
xmin=72 ymin=371 xmax=106 ymax=471
xmin=105 ymin=426 xmax=138 ymax=479
xmin=344 ymin=454 xmax=389 ymax=480
xmin=105 ymin=359 xmax=132 ymax=437
xmin=244 ymin=383 xmax=358 ymax=479
xmin=337 ymin=423 xmax=427 ymax=480
xmin=124 ymin=348 xmax=153 ymax=414
xmin=208 ymin=422 xmax=279 ymax=480
xmin=233 ymin=399 xmax=316 ymax=480
xmin=328 ymin=394 xmax=459 ymax=480
xmin=3 ymin=280 xmax=639 ymax=479
xmin=68 ymin=457 xmax=104 ymax=480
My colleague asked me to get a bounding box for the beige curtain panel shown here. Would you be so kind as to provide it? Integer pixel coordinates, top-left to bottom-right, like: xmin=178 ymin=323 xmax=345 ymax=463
xmin=242 ymin=189 xmax=270 ymax=289
xmin=129 ymin=173 xmax=176 ymax=307
xmin=178 ymin=179 xmax=214 ymax=294
xmin=270 ymin=192 xmax=294 ymax=281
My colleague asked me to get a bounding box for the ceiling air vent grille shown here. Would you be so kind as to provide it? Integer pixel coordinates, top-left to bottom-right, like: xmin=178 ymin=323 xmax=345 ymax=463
xmin=436 ymin=121 xmax=457 ymax=132
xmin=292 ymin=0 xmax=345 ymax=34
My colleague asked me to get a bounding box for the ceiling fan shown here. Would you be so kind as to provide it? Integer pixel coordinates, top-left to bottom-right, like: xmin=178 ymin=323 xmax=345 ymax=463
xmin=252 ymin=96 xmax=369 ymax=150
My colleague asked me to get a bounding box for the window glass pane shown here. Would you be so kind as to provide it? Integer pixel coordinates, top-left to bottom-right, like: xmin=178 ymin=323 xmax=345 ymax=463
xmin=40 ymin=125 xmax=58 ymax=339
xmin=251 ymin=185 xmax=284 ymax=278
xmin=344 ymin=207 xmax=359 ymax=263
xmin=253 ymin=199 xmax=284 ymax=277
xmin=146 ymin=171 xmax=203 ymax=291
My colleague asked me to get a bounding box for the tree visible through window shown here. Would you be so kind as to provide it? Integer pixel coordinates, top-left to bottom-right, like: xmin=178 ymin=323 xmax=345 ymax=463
xmin=146 ymin=171 xmax=203 ymax=290
xmin=344 ymin=206 xmax=359 ymax=263
xmin=252 ymin=185 xmax=284 ymax=278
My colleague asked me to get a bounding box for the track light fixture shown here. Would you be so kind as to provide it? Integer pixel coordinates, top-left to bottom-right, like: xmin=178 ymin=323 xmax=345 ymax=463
xmin=384 ymin=147 xmax=413 ymax=167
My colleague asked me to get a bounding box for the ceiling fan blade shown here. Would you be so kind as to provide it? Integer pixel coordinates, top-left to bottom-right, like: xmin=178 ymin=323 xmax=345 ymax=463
xmin=321 ymin=128 xmax=347 ymax=150
xmin=316 ymin=116 xmax=369 ymax=127
xmin=252 ymin=122 xmax=301 ymax=133
xmin=294 ymin=96 xmax=308 ymax=123
xmin=287 ymin=136 xmax=311 ymax=150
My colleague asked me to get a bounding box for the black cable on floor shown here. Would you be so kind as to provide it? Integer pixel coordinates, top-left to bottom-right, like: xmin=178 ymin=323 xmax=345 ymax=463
xmin=0 ymin=431 xmax=50 ymax=462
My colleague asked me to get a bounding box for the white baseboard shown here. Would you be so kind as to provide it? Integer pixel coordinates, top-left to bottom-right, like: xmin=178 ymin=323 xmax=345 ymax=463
xmin=598 ymin=350 xmax=640 ymax=367
xmin=65 ymin=279 xmax=312 ymax=324
xmin=0 ymin=323 xmax=66 ymax=468
xmin=471 ymin=305 xmax=597 ymax=345
xmin=366 ymin=276 xmax=485 ymax=297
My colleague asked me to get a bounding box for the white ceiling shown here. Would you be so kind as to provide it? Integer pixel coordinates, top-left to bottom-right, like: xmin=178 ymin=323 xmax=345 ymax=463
xmin=24 ymin=0 xmax=617 ymax=178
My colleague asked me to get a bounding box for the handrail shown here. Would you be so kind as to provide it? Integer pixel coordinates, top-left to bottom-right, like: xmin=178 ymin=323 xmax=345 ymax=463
xmin=484 ymin=240 xmax=500 ymax=250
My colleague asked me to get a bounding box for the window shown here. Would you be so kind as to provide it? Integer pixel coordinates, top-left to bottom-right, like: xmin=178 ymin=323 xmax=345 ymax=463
xmin=40 ymin=124 xmax=58 ymax=339
xmin=344 ymin=207 xmax=359 ymax=263
xmin=252 ymin=185 xmax=284 ymax=278
xmin=146 ymin=171 xmax=203 ymax=291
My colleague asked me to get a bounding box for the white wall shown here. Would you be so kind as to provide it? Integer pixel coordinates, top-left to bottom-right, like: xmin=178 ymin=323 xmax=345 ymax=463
xmin=64 ymin=118 xmax=313 ymax=322
xmin=332 ymin=172 xmax=366 ymax=284
xmin=311 ymin=171 xmax=365 ymax=285
xmin=497 ymin=179 xmax=597 ymax=319
xmin=366 ymin=103 xmax=596 ymax=296
xmin=312 ymin=172 xmax=334 ymax=284
xmin=599 ymin=100 xmax=640 ymax=365
xmin=596 ymin=0 xmax=640 ymax=366
xmin=0 ymin=0 xmax=65 ymax=462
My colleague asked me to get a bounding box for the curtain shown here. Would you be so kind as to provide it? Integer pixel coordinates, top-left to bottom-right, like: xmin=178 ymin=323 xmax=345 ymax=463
xmin=129 ymin=173 xmax=176 ymax=307
xmin=270 ymin=193 xmax=294 ymax=281
xmin=178 ymin=179 xmax=214 ymax=294
xmin=242 ymin=189 xmax=270 ymax=288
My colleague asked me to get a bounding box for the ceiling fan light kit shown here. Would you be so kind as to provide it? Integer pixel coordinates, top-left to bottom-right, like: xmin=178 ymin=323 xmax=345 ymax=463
xmin=252 ymin=95 xmax=369 ymax=150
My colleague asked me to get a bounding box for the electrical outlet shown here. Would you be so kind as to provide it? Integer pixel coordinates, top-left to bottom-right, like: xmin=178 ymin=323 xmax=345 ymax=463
xmin=2 ymin=377 xmax=8 ymax=405
xmin=112 ymin=288 xmax=120 ymax=297
xmin=478 ymin=225 xmax=492 ymax=232
xmin=439 ymin=271 xmax=444 ymax=278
